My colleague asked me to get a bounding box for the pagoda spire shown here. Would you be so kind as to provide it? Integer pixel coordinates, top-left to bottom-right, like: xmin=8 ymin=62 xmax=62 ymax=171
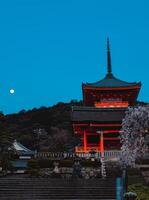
xmin=106 ymin=37 xmax=113 ymax=78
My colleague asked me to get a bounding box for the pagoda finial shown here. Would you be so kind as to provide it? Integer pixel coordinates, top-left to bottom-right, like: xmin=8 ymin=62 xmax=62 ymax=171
xmin=107 ymin=37 xmax=113 ymax=77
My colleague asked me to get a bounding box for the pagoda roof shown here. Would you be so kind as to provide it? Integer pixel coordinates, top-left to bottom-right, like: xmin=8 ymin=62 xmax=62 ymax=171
xmin=72 ymin=106 xmax=126 ymax=122
xmin=83 ymin=38 xmax=141 ymax=89
xmin=83 ymin=74 xmax=141 ymax=88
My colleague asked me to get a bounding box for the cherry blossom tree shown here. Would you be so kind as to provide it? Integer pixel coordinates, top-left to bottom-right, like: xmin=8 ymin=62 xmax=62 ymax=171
xmin=120 ymin=106 xmax=149 ymax=167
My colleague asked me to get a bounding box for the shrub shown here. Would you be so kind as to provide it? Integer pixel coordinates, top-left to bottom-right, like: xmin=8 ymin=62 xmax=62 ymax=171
xmin=31 ymin=159 xmax=101 ymax=168
xmin=128 ymin=184 xmax=149 ymax=200
xmin=127 ymin=168 xmax=141 ymax=176
xmin=37 ymin=159 xmax=53 ymax=168
xmin=27 ymin=159 xmax=41 ymax=177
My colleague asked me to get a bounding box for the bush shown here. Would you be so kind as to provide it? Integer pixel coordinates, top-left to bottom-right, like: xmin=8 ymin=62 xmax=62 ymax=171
xmin=37 ymin=159 xmax=75 ymax=168
xmin=37 ymin=159 xmax=53 ymax=168
xmin=27 ymin=159 xmax=41 ymax=177
xmin=27 ymin=158 xmax=102 ymax=169
xmin=128 ymin=184 xmax=149 ymax=200
xmin=27 ymin=168 xmax=41 ymax=177
xmin=81 ymin=160 xmax=101 ymax=168
xmin=28 ymin=159 xmax=40 ymax=169
xmin=106 ymin=167 xmax=122 ymax=177
xmin=127 ymin=168 xmax=141 ymax=176
xmin=60 ymin=159 xmax=73 ymax=167
xmin=136 ymin=159 xmax=149 ymax=165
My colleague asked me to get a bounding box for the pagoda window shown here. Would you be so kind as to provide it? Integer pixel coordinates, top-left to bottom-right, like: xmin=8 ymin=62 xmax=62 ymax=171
xmin=94 ymin=98 xmax=128 ymax=108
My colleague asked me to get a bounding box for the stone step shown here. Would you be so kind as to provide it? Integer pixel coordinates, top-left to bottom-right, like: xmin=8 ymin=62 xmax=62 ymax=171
xmin=0 ymin=180 xmax=115 ymax=185
xmin=0 ymin=177 xmax=116 ymax=200
xmin=0 ymin=180 xmax=115 ymax=183
xmin=0 ymin=196 xmax=115 ymax=198
xmin=0 ymin=183 xmax=115 ymax=187
xmin=0 ymin=192 xmax=115 ymax=196
xmin=1 ymin=197 xmax=116 ymax=200
xmin=0 ymin=193 xmax=115 ymax=197
xmin=0 ymin=187 xmax=115 ymax=190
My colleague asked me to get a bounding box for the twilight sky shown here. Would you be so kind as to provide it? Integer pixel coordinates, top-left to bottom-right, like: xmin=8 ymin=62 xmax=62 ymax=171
xmin=0 ymin=0 xmax=149 ymax=114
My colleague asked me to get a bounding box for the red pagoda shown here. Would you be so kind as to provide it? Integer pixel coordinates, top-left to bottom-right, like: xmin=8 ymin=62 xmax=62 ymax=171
xmin=71 ymin=38 xmax=141 ymax=153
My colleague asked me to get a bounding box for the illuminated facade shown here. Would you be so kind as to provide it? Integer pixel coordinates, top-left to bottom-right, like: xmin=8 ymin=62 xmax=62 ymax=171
xmin=72 ymin=38 xmax=141 ymax=153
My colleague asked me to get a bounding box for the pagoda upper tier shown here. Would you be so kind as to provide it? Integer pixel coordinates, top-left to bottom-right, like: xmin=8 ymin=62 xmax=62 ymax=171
xmin=83 ymin=73 xmax=141 ymax=88
xmin=82 ymin=38 xmax=141 ymax=107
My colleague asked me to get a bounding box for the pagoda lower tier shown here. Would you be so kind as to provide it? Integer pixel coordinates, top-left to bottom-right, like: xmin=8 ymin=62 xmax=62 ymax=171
xmin=71 ymin=106 xmax=126 ymax=153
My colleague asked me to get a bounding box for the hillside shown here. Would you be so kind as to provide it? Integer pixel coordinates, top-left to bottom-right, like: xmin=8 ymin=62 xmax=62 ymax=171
xmin=0 ymin=100 xmax=82 ymax=152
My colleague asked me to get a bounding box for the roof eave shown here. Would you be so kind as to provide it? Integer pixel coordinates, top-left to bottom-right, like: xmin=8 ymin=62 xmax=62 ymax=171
xmin=82 ymin=83 xmax=141 ymax=90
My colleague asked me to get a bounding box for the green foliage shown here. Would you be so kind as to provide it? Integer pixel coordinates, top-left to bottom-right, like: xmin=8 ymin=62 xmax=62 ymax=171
xmin=0 ymin=130 xmax=14 ymax=172
xmin=27 ymin=159 xmax=41 ymax=177
xmin=106 ymin=167 xmax=122 ymax=177
xmin=60 ymin=159 xmax=74 ymax=167
xmin=128 ymin=184 xmax=149 ymax=200
xmin=136 ymin=159 xmax=149 ymax=165
xmin=37 ymin=159 xmax=54 ymax=168
xmin=34 ymin=159 xmax=101 ymax=168
xmin=34 ymin=159 xmax=73 ymax=168
xmin=0 ymin=152 xmax=13 ymax=172
xmin=127 ymin=168 xmax=142 ymax=176
xmin=0 ymin=132 xmax=12 ymax=153
xmin=28 ymin=159 xmax=40 ymax=169
xmin=0 ymin=100 xmax=82 ymax=152
xmin=81 ymin=160 xmax=101 ymax=168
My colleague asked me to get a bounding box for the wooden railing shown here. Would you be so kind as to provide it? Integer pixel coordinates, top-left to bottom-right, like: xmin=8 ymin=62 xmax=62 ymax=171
xmin=36 ymin=150 xmax=121 ymax=161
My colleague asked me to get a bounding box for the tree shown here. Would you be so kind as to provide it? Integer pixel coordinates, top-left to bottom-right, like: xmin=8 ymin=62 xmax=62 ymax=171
xmin=0 ymin=131 xmax=14 ymax=172
xmin=0 ymin=131 xmax=12 ymax=153
xmin=48 ymin=127 xmax=70 ymax=152
xmin=0 ymin=100 xmax=81 ymax=151
xmin=120 ymin=106 xmax=149 ymax=167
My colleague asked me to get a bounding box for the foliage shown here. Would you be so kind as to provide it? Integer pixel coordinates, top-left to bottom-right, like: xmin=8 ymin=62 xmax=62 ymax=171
xmin=128 ymin=184 xmax=149 ymax=200
xmin=31 ymin=158 xmax=101 ymax=168
xmin=0 ymin=130 xmax=14 ymax=172
xmin=0 ymin=131 xmax=12 ymax=153
xmin=37 ymin=159 xmax=54 ymax=168
xmin=0 ymin=152 xmax=14 ymax=172
xmin=127 ymin=168 xmax=141 ymax=176
xmin=28 ymin=159 xmax=40 ymax=169
xmin=106 ymin=164 xmax=122 ymax=177
xmin=0 ymin=100 xmax=82 ymax=152
xmin=81 ymin=160 xmax=101 ymax=168
xmin=136 ymin=159 xmax=149 ymax=165
xmin=120 ymin=106 xmax=149 ymax=167
xmin=27 ymin=159 xmax=41 ymax=177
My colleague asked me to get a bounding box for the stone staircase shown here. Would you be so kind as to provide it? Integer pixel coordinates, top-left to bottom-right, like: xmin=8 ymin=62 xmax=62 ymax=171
xmin=0 ymin=175 xmax=116 ymax=200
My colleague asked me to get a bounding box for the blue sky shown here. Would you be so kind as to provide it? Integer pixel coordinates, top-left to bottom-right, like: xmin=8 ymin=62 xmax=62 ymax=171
xmin=0 ymin=0 xmax=148 ymax=114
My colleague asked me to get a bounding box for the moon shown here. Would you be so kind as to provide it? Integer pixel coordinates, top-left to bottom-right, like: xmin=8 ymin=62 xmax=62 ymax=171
xmin=10 ymin=89 xmax=15 ymax=94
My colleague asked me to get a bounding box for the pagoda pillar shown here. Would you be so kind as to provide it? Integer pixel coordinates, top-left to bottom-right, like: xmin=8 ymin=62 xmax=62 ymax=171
xmin=83 ymin=130 xmax=87 ymax=153
xmin=98 ymin=131 xmax=104 ymax=154
xmin=100 ymin=132 xmax=104 ymax=154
